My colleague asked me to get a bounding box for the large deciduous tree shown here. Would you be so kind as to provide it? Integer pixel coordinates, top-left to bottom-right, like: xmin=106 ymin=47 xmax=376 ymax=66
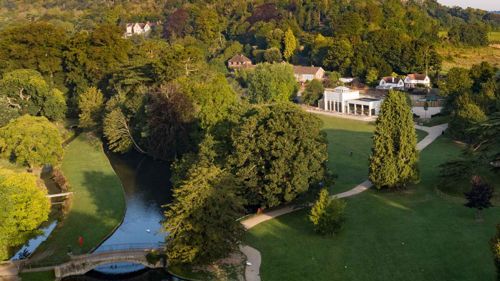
xmin=177 ymin=73 xmax=238 ymax=129
xmin=246 ymin=63 xmax=297 ymax=103
xmin=78 ymin=87 xmax=105 ymax=130
xmin=0 ymin=169 xmax=50 ymax=260
xmin=143 ymin=83 xmax=197 ymax=160
xmin=0 ymin=69 xmax=66 ymax=120
xmin=0 ymin=115 xmax=63 ymax=167
xmin=0 ymin=22 xmax=68 ymax=88
xmin=164 ymin=158 xmax=244 ymax=265
xmin=369 ymin=90 xmax=419 ymax=189
xmin=228 ymin=104 xmax=327 ymax=207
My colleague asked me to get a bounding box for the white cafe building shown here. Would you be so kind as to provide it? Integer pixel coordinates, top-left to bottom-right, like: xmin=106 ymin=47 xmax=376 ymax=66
xmin=320 ymin=86 xmax=382 ymax=116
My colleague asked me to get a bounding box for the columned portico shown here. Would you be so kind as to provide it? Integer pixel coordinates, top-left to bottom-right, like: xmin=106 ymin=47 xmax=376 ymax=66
xmin=322 ymin=86 xmax=382 ymax=117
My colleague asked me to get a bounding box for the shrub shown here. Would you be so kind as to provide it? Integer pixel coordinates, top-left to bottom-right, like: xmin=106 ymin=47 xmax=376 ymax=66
xmin=309 ymin=189 xmax=346 ymax=235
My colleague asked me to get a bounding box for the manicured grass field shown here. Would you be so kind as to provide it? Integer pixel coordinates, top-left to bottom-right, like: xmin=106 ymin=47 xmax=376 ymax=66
xmin=19 ymin=271 xmax=54 ymax=281
xmin=318 ymin=115 xmax=427 ymax=194
xmin=245 ymin=134 xmax=499 ymax=281
xmin=30 ymin=134 xmax=126 ymax=265
xmin=318 ymin=115 xmax=375 ymax=194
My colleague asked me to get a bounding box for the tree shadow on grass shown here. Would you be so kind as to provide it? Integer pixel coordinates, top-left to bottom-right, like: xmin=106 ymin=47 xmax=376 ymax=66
xmin=82 ymin=171 xmax=126 ymax=222
xmin=29 ymin=211 xmax=117 ymax=266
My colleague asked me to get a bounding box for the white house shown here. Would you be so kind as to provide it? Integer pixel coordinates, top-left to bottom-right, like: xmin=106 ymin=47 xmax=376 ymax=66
xmin=124 ymin=22 xmax=158 ymax=37
xmin=293 ymin=66 xmax=325 ymax=83
xmin=404 ymin=73 xmax=431 ymax=89
xmin=321 ymin=86 xmax=382 ymax=116
xmin=377 ymin=76 xmax=404 ymax=90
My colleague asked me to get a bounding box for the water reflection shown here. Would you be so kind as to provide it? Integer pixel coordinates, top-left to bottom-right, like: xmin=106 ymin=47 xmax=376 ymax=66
xmin=94 ymin=151 xmax=173 ymax=274
xmin=10 ymin=221 xmax=58 ymax=261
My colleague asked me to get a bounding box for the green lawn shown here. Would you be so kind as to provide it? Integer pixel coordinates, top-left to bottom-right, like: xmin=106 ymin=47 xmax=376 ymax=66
xmin=29 ymin=134 xmax=126 ymax=265
xmin=19 ymin=271 xmax=54 ymax=281
xmin=318 ymin=115 xmax=427 ymax=194
xmin=245 ymin=135 xmax=499 ymax=281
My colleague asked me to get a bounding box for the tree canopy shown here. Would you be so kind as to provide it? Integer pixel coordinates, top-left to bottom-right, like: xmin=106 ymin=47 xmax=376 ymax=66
xmin=228 ymin=103 xmax=327 ymax=207
xmin=0 ymin=115 xmax=63 ymax=167
xmin=0 ymin=69 xmax=66 ymax=120
xmin=369 ymin=91 xmax=418 ymax=189
xmin=246 ymin=63 xmax=297 ymax=104
xmin=0 ymin=169 xmax=50 ymax=260
xmin=164 ymin=157 xmax=244 ymax=265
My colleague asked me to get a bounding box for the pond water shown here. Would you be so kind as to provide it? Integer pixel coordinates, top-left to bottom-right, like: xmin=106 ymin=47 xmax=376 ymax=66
xmin=10 ymin=221 xmax=58 ymax=261
xmin=91 ymin=150 xmax=174 ymax=275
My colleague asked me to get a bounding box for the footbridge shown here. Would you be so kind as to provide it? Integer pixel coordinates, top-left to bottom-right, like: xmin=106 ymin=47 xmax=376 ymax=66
xmin=52 ymin=243 xmax=166 ymax=280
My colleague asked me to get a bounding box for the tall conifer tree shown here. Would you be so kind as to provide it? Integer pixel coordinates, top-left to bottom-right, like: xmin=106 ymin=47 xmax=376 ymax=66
xmin=369 ymin=90 xmax=418 ymax=189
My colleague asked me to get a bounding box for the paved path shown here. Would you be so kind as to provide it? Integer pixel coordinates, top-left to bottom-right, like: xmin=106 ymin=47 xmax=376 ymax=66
xmin=240 ymin=123 xmax=448 ymax=281
xmin=0 ymin=263 xmax=20 ymax=281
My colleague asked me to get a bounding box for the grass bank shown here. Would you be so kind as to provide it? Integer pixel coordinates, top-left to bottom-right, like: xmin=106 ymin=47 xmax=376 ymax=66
xmin=245 ymin=136 xmax=499 ymax=281
xmin=30 ymin=134 xmax=126 ymax=265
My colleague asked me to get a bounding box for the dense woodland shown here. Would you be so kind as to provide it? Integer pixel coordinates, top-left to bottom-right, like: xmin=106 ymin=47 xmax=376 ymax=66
xmin=0 ymin=0 xmax=499 ymax=271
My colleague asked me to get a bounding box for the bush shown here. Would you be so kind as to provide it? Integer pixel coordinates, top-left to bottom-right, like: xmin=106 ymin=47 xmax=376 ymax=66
xmin=309 ymin=189 xmax=346 ymax=235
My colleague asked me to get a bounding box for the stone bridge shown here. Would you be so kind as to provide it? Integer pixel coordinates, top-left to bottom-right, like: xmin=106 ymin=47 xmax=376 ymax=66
xmin=52 ymin=244 xmax=165 ymax=280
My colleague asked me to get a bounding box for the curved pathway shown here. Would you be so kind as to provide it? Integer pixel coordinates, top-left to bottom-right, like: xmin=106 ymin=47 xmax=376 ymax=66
xmin=240 ymin=123 xmax=448 ymax=281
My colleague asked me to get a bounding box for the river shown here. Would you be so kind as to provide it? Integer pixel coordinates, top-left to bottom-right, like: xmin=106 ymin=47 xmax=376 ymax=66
xmin=66 ymin=150 xmax=176 ymax=280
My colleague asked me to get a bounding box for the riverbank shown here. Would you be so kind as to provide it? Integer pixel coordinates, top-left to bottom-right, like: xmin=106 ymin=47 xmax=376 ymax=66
xmin=28 ymin=134 xmax=126 ymax=266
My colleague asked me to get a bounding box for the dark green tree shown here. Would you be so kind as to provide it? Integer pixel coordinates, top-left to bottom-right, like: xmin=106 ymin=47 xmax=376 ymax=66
xmin=464 ymin=176 xmax=493 ymax=220
xmin=228 ymin=103 xmax=327 ymax=207
xmin=302 ymin=79 xmax=324 ymax=106
xmin=164 ymin=158 xmax=244 ymax=265
xmin=143 ymin=83 xmax=197 ymax=160
xmin=369 ymin=90 xmax=419 ymax=189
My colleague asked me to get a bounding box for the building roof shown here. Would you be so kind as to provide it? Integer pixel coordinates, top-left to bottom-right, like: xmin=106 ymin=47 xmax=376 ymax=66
xmin=381 ymin=76 xmax=403 ymax=83
xmin=334 ymin=86 xmax=351 ymax=91
xmin=293 ymin=65 xmax=322 ymax=75
xmin=229 ymin=54 xmax=252 ymax=64
xmin=406 ymin=73 xmax=428 ymax=80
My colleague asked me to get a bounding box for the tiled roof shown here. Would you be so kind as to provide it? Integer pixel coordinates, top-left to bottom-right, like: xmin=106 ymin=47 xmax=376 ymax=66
xmin=381 ymin=76 xmax=402 ymax=83
xmin=293 ymin=65 xmax=322 ymax=75
xmin=229 ymin=54 xmax=252 ymax=64
xmin=407 ymin=73 xmax=428 ymax=80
